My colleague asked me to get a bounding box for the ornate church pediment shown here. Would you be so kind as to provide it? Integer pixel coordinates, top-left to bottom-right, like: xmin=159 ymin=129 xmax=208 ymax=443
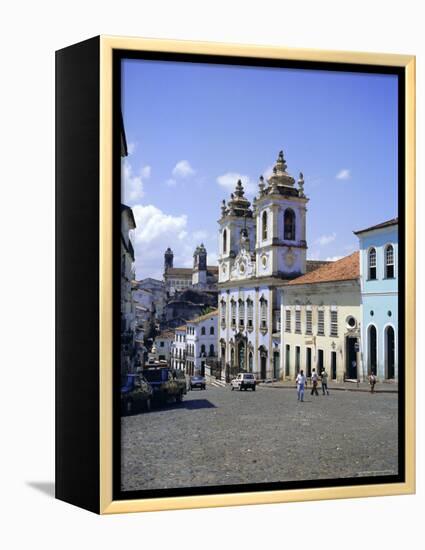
xmin=230 ymin=248 xmax=255 ymax=280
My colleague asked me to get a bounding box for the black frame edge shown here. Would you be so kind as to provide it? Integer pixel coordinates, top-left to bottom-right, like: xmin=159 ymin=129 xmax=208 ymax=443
xmin=55 ymin=36 xmax=101 ymax=514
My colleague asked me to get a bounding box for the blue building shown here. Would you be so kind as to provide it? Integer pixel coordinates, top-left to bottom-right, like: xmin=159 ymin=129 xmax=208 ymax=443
xmin=354 ymin=219 xmax=398 ymax=381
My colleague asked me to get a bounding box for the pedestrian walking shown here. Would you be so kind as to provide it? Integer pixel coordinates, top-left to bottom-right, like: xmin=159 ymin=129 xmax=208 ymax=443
xmin=311 ymin=368 xmax=319 ymax=396
xmin=369 ymin=372 xmax=377 ymax=393
xmin=296 ymin=369 xmax=306 ymax=402
xmin=321 ymin=368 xmax=330 ymax=395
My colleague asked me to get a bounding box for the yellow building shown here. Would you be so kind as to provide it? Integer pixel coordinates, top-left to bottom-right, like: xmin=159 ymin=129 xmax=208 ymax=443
xmin=280 ymin=252 xmax=361 ymax=382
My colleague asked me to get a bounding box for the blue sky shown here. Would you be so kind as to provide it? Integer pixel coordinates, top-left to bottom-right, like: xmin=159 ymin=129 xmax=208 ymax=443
xmin=122 ymin=58 xmax=398 ymax=280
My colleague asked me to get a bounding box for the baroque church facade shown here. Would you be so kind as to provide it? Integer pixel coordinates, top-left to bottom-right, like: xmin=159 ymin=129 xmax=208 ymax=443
xmin=218 ymin=151 xmax=309 ymax=380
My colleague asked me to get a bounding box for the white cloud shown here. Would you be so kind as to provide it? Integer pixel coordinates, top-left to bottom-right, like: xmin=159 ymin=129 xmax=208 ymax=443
xmin=122 ymin=160 xmax=145 ymax=205
xmin=192 ymin=230 xmax=208 ymax=241
xmin=141 ymin=165 xmax=151 ymax=179
xmin=165 ymin=178 xmax=177 ymax=187
xmin=127 ymin=142 xmax=136 ymax=155
xmin=315 ymin=233 xmax=337 ymax=246
xmin=133 ymin=204 xmax=187 ymax=245
xmin=172 ymin=160 xmax=195 ymax=178
xmin=262 ymin=165 xmax=274 ymax=180
xmin=336 ymin=168 xmax=351 ymax=180
xmin=216 ymin=172 xmax=256 ymax=195
xmin=325 ymin=255 xmax=343 ymax=262
xmin=130 ymin=205 xmax=219 ymax=279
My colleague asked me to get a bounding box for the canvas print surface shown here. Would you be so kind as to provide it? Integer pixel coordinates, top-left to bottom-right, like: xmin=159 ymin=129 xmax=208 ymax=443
xmin=118 ymin=57 xmax=400 ymax=494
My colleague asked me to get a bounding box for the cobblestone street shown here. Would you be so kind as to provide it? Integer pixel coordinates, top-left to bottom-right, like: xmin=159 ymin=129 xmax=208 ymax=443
xmin=121 ymin=385 xmax=398 ymax=491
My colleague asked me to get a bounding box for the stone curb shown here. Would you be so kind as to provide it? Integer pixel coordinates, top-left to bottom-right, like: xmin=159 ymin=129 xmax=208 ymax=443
xmin=258 ymin=384 xmax=398 ymax=394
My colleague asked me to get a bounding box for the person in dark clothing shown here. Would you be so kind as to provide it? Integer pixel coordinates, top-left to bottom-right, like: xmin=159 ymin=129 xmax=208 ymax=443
xmin=321 ymin=368 xmax=330 ymax=395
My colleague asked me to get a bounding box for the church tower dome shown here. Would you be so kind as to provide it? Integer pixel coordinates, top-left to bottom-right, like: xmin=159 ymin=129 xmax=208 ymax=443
xmin=255 ymin=150 xmax=309 ymax=278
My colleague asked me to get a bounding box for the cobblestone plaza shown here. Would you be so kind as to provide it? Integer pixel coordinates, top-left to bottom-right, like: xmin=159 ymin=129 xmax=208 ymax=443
xmin=121 ymin=385 xmax=398 ymax=491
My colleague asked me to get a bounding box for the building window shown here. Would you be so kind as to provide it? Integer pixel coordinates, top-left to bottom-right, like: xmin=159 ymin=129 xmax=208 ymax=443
xmin=368 ymin=247 xmax=377 ymax=280
xmin=209 ymin=344 xmax=215 ymax=356
xmin=262 ymin=211 xmax=268 ymax=240
xmin=210 ymin=326 xmax=214 ymax=335
xmin=260 ymin=296 xmax=268 ymax=330
xmin=385 ymin=244 xmax=394 ymax=278
xmin=330 ymin=309 xmax=338 ymax=337
xmin=284 ymin=208 xmax=296 ymax=240
xmin=200 ymin=344 xmax=206 ymax=355
xmin=223 ymin=229 xmax=227 ymax=254
xmin=295 ymin=309 xmax=301 ymax=334
xmin=306 ymin=309 xmax=312 ymax=335
xmin=285 ymin=308 xmax=291 ymax=332
xmin=231 ymin=299 xmax=236 ymax=328
xmin=318 ymin=309 xmax=325 ymax=336
xmin=201 ymin=326 xmax=206 ymax=335
xmin=238 ymin=299 xmax=245 ymax=328
xmin=247 ymin=298 xmax=253 ymax=329
xmin=220 ymin=299 xmax=226 ymax=328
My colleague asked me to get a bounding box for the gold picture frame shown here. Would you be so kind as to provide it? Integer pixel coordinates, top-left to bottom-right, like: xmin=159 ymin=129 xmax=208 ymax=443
xmin=56 ymin=35 xmax=415 ymax=515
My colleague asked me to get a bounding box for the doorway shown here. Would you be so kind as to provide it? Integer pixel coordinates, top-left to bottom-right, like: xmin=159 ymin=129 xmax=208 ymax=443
xmin=317 ymin=349 xmax=324 ymax=373
xmin=346 ymin=337 xmax=358 ymax=379
xmin=273 ymin=351 xmax=280 ymax=379
xmin=238 ymin=340 xmax=245 ymax=371
xmin=295 ymin=346 xmax=301 ymax=376
xmin=331 ymin=351 xmax=337 ymax=380
xmin=285 ymin=344 xmax=290 ymax=377
xmin=368 ymin=325 xmax=377 ymax=375
xmin=385 ymin=326 xmax=395 ymax=379
xmin=261 ymin=355 xmax=267 ymax=379
xmin=306 ymin=347 xmax=312 ymax=377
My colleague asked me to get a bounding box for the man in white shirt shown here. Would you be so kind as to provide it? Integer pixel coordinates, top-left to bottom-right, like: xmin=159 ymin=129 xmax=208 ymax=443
xmin=296 ymin=369 xmax=306 ymax=402
xmin=311 ymin=368 xmax=319 ymax=396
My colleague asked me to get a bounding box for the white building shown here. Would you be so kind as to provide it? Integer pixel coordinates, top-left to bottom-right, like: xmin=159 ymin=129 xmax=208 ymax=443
xmin=154 ymin=329 xmax=174 ymax=363
xmin=171 ymin=325 xmax=187 ymax=371
xmin=280 ymin=252 xmax=361 ymax=382
xmin=218 ymin=151 xmax=309 ymax=380
xmin=185 ymin=310 xmax=218 ymax=375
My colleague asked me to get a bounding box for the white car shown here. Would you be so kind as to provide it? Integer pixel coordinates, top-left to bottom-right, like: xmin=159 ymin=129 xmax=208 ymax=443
xmin=230 ymin=372 xmax=256 ymax=391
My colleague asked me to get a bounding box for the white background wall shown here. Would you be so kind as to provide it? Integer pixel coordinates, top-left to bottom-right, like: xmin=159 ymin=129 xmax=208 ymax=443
xmin=0 ymin=1 xmax=422 ymax=549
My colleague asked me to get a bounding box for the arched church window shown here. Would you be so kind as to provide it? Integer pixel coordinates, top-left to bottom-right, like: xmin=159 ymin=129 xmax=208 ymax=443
xmin=201 ymin=326 xmax=206 ymax=335
xmin=223 ymin=229 xmax=227 ymax=254
xmin=284 ymin=209 xmax=296 ymax=240
xmin=368 ymin=247 xmax=377 ymax=280
xmin=262 ymin=211 xmax=268 ymax=240
xmin=385 ymin=244 xmax=394 ymax=278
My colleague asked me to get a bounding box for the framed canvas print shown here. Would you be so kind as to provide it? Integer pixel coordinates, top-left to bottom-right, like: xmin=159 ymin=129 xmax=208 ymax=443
xmin=55 ymin=36 xmax=415 ymax=514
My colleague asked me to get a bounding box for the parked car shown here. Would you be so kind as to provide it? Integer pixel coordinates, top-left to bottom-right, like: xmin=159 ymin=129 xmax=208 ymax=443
xmin=121 ymin=373 xmax=153 ymax=415
xmin=190 ymin=375 xmax=206 ymax=390
xmin=231 ymin=372 xmax=256 ymax=391
xmin=143 ymin=366 xmax=187 ymax=404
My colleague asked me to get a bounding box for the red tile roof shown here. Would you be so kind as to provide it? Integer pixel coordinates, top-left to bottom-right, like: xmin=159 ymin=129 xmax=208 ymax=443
xmin=288 ymin=252 xmax=359 ymax=285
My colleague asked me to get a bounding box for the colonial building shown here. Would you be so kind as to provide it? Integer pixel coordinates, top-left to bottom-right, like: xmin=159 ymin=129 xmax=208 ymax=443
xmin=121 ymin=204 xmax=137 ymax=374
xmin=154 ymin=329 xmax=175 ymax=362
xmin=171 ymin=325 xmax=187 ymax=371
xmin=134 ymin=277 xmax=166 ymax=319
xmin=163 ymin=246 xmax=218 ymax=296
xmin=218 ymin=151 xmax=311 ymax=380
xmin=185 ymin=310 xmax=218 ymax=376
xmin=281 ymin=252 xmax=361 ymax=382
xmin=354 ymin=218 xmax=398 ymax=381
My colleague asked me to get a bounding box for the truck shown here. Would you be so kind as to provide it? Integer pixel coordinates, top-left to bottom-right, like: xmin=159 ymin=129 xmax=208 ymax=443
xmin=143 ymin=366 xmax=187 ymax=404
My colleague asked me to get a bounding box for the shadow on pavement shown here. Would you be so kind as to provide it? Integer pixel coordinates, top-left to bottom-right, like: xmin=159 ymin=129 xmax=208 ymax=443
xmin=151 ymin=399 xmax=217 ymax=412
